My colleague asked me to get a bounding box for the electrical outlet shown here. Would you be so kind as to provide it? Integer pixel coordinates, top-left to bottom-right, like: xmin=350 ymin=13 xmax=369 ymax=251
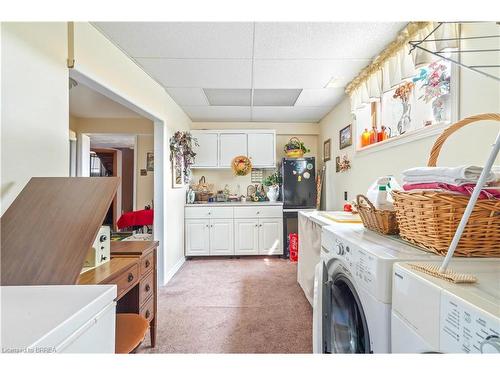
xmin=344 ymin=191 xmax=348 ymax=201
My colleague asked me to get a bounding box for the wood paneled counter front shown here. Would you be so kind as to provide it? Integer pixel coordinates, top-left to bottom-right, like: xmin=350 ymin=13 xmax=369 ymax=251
xmin=79 ymin=241 xmax=159 ymax=348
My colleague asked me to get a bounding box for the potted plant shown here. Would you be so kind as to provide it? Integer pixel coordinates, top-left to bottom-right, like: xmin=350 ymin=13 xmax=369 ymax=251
xmin=263 ymin=171 xmax=282 ymax=202
xmin=284 ymin=137 xmax=310 ymax=158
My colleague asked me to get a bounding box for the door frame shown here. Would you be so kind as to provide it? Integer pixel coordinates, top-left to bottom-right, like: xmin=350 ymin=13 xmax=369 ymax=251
xmin=69 ymin=69 xmax=168 ymax=285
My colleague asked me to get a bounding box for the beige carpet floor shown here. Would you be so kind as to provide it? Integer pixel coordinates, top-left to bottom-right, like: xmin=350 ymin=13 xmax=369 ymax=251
xmin=137 ymin=256 xmax=312 ymax=353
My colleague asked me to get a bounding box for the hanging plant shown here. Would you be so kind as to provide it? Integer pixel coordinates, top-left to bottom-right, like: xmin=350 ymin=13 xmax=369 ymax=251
xmin=169 ymin=131 xmax=198 ymax=184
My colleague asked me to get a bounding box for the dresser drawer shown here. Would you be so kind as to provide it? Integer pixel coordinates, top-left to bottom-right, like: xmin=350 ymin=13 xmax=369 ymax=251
xmin=140 ymin=251 xmax=155 ymax=277
xmin=109 ymin=263 xmax=139 ymax=298
xmin=234 ymin=206 xmax=282 ymax=218
xmin=139 ymin=271 xmax=155 ymax=307
xmin=140 ymin=296 xmax=155 ymax=322
xmin=185 ymin=206 xmax=234 ymax=219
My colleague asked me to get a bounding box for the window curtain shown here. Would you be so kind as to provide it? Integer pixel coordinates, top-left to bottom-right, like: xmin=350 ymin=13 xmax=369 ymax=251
xmin=348 ymin=22 xmax=459 ymax=112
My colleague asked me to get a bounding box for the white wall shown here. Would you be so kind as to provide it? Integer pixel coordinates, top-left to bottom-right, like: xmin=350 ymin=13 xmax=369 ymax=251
xmin=190 ymin=122 xmax=320 ymax=191
xmin=1 ymin=23 xmax=69 ymax=214
xmin=319 ymin=23 xmax=500 ymax=210
xmin=1 ymin=22 xmax=192 ymax=284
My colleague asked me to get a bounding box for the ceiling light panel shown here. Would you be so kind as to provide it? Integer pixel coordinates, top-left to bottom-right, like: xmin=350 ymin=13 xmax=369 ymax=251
xmin=204 ymin=89 xmax=252 ymax=106
xmin=253 ymin=89 xmax=302 ymax=106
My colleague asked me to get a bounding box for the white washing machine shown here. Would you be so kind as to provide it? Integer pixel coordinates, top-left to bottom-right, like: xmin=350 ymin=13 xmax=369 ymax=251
xmin=392 ymin=259 xmax=500 ymax=353
xmin=313 ymin=224 xmax=440 ymax=353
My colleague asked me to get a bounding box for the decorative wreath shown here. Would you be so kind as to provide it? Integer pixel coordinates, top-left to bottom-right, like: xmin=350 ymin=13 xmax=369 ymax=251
xmin=231 ymin=155 xmax=253 ymax=176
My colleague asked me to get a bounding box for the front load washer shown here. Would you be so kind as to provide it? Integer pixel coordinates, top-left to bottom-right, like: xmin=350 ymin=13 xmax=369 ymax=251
xmin=392 ymin=259 xmax=500 ymax=353
xmin=313 ymin=225 xmax=440 ymax=353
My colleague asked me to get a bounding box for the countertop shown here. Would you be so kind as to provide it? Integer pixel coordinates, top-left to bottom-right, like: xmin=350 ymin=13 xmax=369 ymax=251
xmin=185 ymin=201 xmax=284 ymax=207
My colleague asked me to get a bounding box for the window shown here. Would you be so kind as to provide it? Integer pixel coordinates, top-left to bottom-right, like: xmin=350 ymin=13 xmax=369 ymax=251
xmin=355 ymin=58 xmax=454 ymax=152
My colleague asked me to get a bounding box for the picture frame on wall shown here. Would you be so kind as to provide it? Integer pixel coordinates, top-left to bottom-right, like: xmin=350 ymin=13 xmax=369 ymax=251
xmin=146 ymin=152 xmax=154 ymax=171
xmin=335 ymin=156 xmax=341 ymax=173
xmin=323 ymin=138 xmax=331 ymax=162
xmin=339 ymin=124 xmax=353 ymax=149
xmin=172 ymin=157 xmax=185 ymax=188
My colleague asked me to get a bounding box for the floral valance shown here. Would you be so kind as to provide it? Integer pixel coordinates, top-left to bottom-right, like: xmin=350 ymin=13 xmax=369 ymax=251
xmin=346 ymin=22 xmax=459 ymax=112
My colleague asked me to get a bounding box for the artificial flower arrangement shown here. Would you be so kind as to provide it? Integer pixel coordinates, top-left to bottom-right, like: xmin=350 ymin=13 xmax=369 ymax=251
xmin=169 ymin=131 xmax=198 ymax=183
xmin=338 ymin=155 xmax=351 ymax=172
xmin=393 ymin=81 xmax=415 ymax=102
xmin=284 ymin=137 xmax=310 ymax=157
xmin=413 ymin=61 xmax=450 ymax=103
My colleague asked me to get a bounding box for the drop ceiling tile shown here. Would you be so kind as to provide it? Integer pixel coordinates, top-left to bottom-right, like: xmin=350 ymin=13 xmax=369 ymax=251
xmin=252 ymin=106 xmax=332 ymax=123
xmin=93 ymin=22 xmax=254 ymax=58
xmin=253 ymin=89 xmax=302 ymax=106
xmin=295 ymin=88 xmax=345 ymax=107
xmin=204 ymin=89 xmax=251 ymax=106
xmin=254 ymin=22 xmax=405 ymax=59
xmin=183 ymin=106 xmax=251 ymax=122
xmin=136 ymin=58 xmax=252 ymax=88
xmin=253 ymin=59 xmax=369 ymax=89
xmin=166 ymin=88 xmax=208 ymax=106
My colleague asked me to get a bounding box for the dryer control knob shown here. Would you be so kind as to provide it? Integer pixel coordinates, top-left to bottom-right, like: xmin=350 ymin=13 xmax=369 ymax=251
xmin=336 ymin=243 xmax=344 ymax=256
xmin=481 ymin=335 xmax=500 ymax=353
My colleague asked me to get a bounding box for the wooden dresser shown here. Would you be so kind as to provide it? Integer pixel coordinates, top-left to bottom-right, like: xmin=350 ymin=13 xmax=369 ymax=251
xmin=111 ymin=241 xmax=159 ymax=347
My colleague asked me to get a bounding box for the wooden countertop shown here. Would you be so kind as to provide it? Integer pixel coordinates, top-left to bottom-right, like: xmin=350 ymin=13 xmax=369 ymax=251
xmin=111 ymin=240 xmax=159 ymax=255
xmin=78 ymin=258 xmax=138 ymax=285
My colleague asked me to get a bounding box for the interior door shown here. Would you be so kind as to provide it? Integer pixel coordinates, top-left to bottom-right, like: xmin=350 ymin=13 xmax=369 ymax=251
xmin=219 ymin=133 xmax=247 ymax=167
xmin=185 ymin=219 xmax=210 ymax=256
xmin=258 ymin=218 xmax=283 ymax=255
xmin=248 ymin=133 xmax=275 ymax=167
xmin=192 ymin=132 xmax=218 ymax=168
xmin=209 ymin=219 xmax=234 ymax=255
xmin=234 ymin=219 xmax=259 ymax=255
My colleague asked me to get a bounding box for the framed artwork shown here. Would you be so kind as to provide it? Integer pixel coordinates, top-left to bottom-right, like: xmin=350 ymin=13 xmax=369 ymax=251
xmin=335 ymin=156 xmax=341 ymax=173
xmin=339 ymin=124 xmax=353 ymax=149
xmin=172 ymin=157 xmax=185 ymax=188
xmin=323 ymin=138 xmax=331 ymax=162
xmin=146 ymin=152 xmax=154 ymax=171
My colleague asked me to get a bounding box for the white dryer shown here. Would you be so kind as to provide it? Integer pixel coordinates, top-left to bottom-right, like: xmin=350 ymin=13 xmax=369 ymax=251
xmin=313 ymin=224 xmax=439 ymax=353
xmin=392 ymin=259 xmax=500 ymax=353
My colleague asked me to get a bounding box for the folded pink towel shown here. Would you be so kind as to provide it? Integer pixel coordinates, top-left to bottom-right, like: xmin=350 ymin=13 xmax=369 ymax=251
xmin=402 ymin=182 xmax=500 ymax=199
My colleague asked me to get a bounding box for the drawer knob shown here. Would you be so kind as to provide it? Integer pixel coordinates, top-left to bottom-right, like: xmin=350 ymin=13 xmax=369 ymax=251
xmin=127 ymin=273 xmax=134 ymax=283
xmin=145 ymin=260 xmax=151 ymax=268
xmin=145 ymin=284 xmax=151 ymax=292
xmin=256 ymin=211 xmax=260 ymax=214
xmin=145 ymin=310 xmax=150 ymax=319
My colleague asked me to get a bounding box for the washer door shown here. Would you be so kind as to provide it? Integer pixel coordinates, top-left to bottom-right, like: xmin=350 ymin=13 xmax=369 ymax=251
xmin=329 ymin=272 xmax=371 ymax=353
xmin=312 ymin=261 xmax=330 ymax=353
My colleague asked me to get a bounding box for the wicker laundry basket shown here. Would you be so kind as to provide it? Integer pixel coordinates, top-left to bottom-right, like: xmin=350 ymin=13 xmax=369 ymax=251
xmin=391 ymin=113 xmax=500 ymax=257
xmin=354 ymin=194 xmax=399 ymax=235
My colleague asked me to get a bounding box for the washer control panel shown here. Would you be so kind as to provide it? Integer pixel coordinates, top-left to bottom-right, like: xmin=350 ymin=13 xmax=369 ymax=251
xmin=334 ymin=238 xmax=376 ymax=290
xmin=440 ymin=290 xmax=500 ymax=353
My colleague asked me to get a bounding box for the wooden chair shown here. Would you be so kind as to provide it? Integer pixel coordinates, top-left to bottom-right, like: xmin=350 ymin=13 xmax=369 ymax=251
xmin=115 ymin=313 xmax=149 ymax=354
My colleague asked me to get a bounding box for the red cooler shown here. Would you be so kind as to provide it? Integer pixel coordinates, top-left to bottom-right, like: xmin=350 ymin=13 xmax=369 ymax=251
xmin=288 ymin=233 xmax=298 ymax=262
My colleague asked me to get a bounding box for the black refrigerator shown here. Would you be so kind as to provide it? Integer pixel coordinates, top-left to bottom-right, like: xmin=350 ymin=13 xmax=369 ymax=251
xmin=281 ymin=157 xmax=317 ymax=209
xmin=280 ymin=157 xmax=317 ymax=259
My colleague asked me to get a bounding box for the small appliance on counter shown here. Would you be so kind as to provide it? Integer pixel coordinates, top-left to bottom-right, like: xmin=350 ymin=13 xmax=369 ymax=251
xmin=83 ymin=226 xmax=110 ymax=270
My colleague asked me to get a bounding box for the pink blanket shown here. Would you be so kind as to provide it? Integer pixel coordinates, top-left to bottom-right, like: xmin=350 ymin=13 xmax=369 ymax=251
xmin=402 ymin=182 xmax=500 ymax=199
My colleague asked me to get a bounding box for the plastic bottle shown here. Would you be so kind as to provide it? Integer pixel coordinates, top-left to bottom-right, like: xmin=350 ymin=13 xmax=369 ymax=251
xmin=375 ymin=185 xmax=394 ymax=211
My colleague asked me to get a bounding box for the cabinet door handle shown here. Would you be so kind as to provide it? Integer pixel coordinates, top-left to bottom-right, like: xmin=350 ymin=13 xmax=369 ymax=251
xmin=127 ymin=273 xmax=134 ymax=283
xmin=259 ymin=224 xmax=263 ymax=227
xmin=255 ymin=224 xmax=258 ymax=227
xmin=206 ymin=224 xmax=209 ymax=228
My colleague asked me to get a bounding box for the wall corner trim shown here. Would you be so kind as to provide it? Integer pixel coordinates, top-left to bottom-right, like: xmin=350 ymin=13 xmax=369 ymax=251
xmin=163 ymin=256 xmax=186 ymax=286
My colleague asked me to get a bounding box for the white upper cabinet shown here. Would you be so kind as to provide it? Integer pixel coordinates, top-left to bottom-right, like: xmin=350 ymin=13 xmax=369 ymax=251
xmin=219 ymin=133 xmax=247 ymax=167
xmin=191 ymin=130 xmax=276 ymax=169
xmin=248 ymin=133 xmax=276 ymax=168
xmin=192 ymin=131 xmax=219 ymax=168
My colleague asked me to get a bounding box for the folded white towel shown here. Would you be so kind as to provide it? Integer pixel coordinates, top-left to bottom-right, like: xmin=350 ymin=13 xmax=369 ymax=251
xmin=402 ymin=165 xmax=497 ymax=185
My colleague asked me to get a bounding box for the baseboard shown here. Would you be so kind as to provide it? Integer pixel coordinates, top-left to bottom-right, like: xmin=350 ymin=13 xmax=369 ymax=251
xmin=163 ymin=256 xmax=186 ymax=285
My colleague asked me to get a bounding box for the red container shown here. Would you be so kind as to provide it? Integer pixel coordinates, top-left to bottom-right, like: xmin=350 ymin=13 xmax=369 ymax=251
xmin=288 ymin=233 xmax=299 ymax=262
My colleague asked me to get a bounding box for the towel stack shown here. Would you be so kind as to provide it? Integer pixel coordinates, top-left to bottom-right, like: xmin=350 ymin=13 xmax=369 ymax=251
xmin=402 ymin=165 xmax=500 ymax=199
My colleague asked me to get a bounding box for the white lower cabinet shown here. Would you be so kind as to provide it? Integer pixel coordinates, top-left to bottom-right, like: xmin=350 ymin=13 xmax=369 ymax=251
xmin=185 ymin=206 xmax=283 ymax=256
xmin=209 ymin=219 xmax=234 ymax=255
xmin=234 ymin=219 xmax=260 ymax=255
xmin=258 ymin=219 xmax=283 ymax=255
xmin=185 ymin=219 xmax=210 ymax=256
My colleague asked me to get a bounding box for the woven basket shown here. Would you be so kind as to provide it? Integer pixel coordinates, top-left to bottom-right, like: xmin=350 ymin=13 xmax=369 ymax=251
xmin=354 ymin=194 xmax=399 ymax=235
xmin=392 ymin=113 xmax=500 ymax=257
xmin=285 ymin=137 xmax=305 ymax=158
